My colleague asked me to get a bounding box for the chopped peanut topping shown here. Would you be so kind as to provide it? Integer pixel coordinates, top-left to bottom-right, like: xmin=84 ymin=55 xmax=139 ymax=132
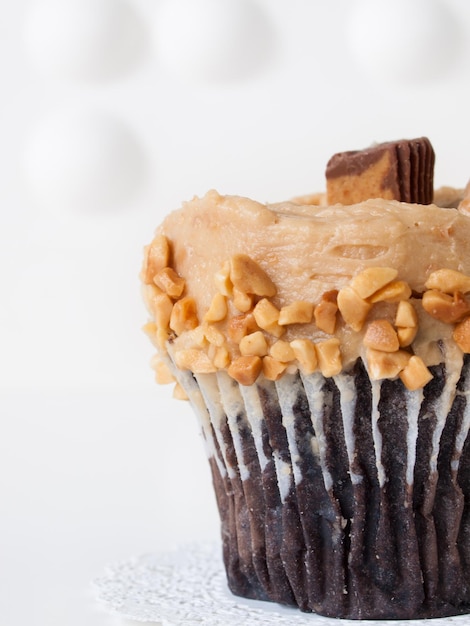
xmin=369 ymin=280 xmax=412 ymax=303
xmin=152 ymin=293 xmax=174 ymax=330
xmin=230 ymin=254 xmax=276 ymax=297
xmin=156 ymin=328 xmax=171 ymax=350
xmin=316 ymin=338 xmax=342 ymax=377
xmin=314 ymin=292 xmax=338 ymax=334
xmin=174 ymin=349 xmax=216 ymax=373
xmin=141 ymin=235 xmax=170 ymax=284
xmin=399 ymin=356 xmax=433 ymax=391
xmin=204 ymin=324 xmax=225 ymax=347
xmin=212 ymin=345 xmax=231 ymax=369
xmin=153 ymin=267 xmax=185 ymax=298
xmin=397 ymin=326 xmax=418 ymax=347
xmin=337 ymin=285 xmax=371 ymax=331
xmin=143 ymin=244 xmax=470 ymax=392
xmin=262 ymin=356 xmax=288 ymax=381
xmin=425 ymin=268 xmax=470 ymax=295
xmin=290 ymin=338 xmax=318 ymax=374
xmin=233 ymin=288 xmax=254 ymax=313
xmin=279 ymin=301 xmax=314 ymax=325
xmin=395 ymin=300 xmax=418 ymax=328
xmin=422 ymin=290 xmax=470 ymax=324
xmin=227 ymin=313 xmax=259 ymax=343
xmin=170 ymin=297 xmax=199 ymax=335
xmin=453 ymin=317 xmax=470 ymax=352
xmin=239 ymin=331 xmax=269 ymax=357
xmin=253 ymin=299 xmax=285 ymax=337
xmin=366 ymin=348 xmax=411 ymax=381
xmin=152 ymin=357 xmax=175 ymax=384
xmin=269 ymin=340 xmax=295 ymax=362
xmin=204 ymin=293 xmax=228 ymax=322
xmin=214 ymin=260 xmax=233 ymax=296
xmin=173 ymin=382 xmax=189 ymax=400
xmin=228 ymin=355 xmax=263 ymax=385
xmin=363 ymin=320 xmax=400 ymax=353
xmin=350 ymin=267 xmax=398 ymax=300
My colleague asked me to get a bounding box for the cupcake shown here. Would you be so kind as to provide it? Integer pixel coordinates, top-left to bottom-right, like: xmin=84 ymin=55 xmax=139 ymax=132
xmin=141 ymin=137 xmax=470 ymax=619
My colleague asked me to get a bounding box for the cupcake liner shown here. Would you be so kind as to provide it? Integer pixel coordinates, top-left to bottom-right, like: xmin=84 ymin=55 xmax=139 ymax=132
xmin=173 ymin=353 xmax=470 ymax=619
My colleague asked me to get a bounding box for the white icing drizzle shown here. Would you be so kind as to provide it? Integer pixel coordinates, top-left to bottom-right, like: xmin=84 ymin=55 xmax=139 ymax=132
xmin=275 ymin=374 xmax=303 ymax=487
xmin=239 ymin=378 xmax=293 ymax=503
xmin=452 ymin=361 xmax=470 ymax=473
xmin=272 ymin=451 xmax=293 ymax=503
xmin=404 ymin=387 xmax=423 ymax=486
xmin=370 ymin=379 xmax=386 ymax=488
xmin=429 ymin=348 xmax=463 ymax=475
xmin=333 ymin=372 xmax=362 ymax=485
xmin=238 ymin=382 xmax=270 ymax=473
xmin=196 ymin=372 xmax=238 ymax=480
xmin=215 ymin=371 xmax=251 ymax=481
xmin=174 ymin=367 xmax=226 ymax=477
xmin=298 ymin=372 xmax=334 ymax=493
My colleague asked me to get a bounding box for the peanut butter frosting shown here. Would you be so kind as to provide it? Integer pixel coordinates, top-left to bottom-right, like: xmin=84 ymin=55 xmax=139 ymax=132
xmin=142 ymin=186 xmax=470 ymax=393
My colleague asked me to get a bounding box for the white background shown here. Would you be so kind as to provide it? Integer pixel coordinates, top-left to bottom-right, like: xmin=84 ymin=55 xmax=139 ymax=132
xmin=2 ymin=1 xmax=470 ymax=624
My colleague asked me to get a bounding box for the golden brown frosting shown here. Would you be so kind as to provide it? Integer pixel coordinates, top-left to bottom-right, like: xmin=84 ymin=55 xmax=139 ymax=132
xmin=142 ymin=188 xmax=470 ymax=390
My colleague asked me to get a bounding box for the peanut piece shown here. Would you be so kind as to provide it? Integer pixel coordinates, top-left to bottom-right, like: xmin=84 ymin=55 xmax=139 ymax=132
xmin=422 ymin=290 xmax=470 ymax=324
xmin=204 ymin=293 xmax=228 ymax=322
xmin=262 ymin=356 xmax=288 ymax=381
xmin=189 ymin=325 xmax=207 ymax=347
xmin=228 ymin=355 xmax=263 ymax=385
xmin=278 ymin=301 xmax=314 ymax=325
xmin=169 ymin=297 xmax=199 ymax=335
xmin=314 ymin=294 xmax=338 ymax=334
xmin=316 ymin=338 xmax=342 ymax=377
xmin=366 ymin=348 xmax=411 ymax=381
xmin=395 ymin=300 xmax=418 ymax=328
xmin=290 ymin=338 xmax=318 ymax=374
xmin=173 ymin=382 xmax=189 ymax=400
xmin=142 ymin=321 xmax=157 ymax=343
xmin=174 ymin=349 xmax=216 ymax=373
xmin=227 ymin=313 xmax=259 ymax=343
xmin=425 ymin=268 xmax=470 ymax=295
xmin=337 ymin=285 xmax=371 ymax=331
xmin=233 ymin=288 xmax=254 ymax=313
xmin=214 ymin=261 xmax=233 ymax=296
xmin=453 ymin=317 xmax=470 ymax=352
xmin=152 ymin=357 xmax=175 ymax=384
xmin=153 ymin=293 xmax=174 ymax=329
xmin=399 ymin=355 xmax=433 ymax=391
xmin=230 ymin=254 xmax=276 ymax=297
xmin=397 ymin=326 xmax=418 ymax=347
xmin=253 ymin=298 xmax=285 ymax=338
xmin=204 ymin=324 xmax=225 ymax=347
xmin=239 ymin=331 xmax=269 ymax=357
xmin=269 ymin=340 xmax=295 ymax=362
xmin=140 ymin=235 xmax=170 ymax=284
xmin=350 ymin=267 xmax=398 ymax=299
xmin=156 ymin=328 xmax=171 ymax=350
xmin=212 ymin=345 xmax=231 ymax=369
xmin=153 ymin=267 xmax=185 ymax=298
xmin=363 ymin=320 xmax=400 ymax=353
xmin=369 ymin=280 xmax=412 ymax=303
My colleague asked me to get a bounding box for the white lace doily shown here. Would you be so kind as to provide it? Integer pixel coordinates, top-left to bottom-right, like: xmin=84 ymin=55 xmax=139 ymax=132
xmin=93 ymin=542 xmax=470 ymax=626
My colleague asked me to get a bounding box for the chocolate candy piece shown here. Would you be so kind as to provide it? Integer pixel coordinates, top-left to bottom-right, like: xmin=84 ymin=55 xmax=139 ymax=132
xmin=326 ymin=137 xmax=434 ymax=205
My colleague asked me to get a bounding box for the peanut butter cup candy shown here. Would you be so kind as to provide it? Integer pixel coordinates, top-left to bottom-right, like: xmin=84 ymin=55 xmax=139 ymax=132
xmin=141 ymin=138 xmax=470 ymax=619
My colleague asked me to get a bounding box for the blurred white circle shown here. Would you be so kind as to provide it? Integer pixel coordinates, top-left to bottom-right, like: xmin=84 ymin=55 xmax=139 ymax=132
xmin=348 ymin=0 xmax=461 ymax=84
xmin=154 ymin=0 xmax=276 ymax=84
xmin=24 ymin=0 xmax=148 ymax=82
xmin=24 ymin=110 xmax=147 ymax=214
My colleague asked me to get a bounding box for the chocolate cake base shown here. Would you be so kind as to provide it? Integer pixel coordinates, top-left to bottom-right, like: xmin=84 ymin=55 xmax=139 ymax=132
xmin=178 ymin=356 xmax=470 ymax=620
